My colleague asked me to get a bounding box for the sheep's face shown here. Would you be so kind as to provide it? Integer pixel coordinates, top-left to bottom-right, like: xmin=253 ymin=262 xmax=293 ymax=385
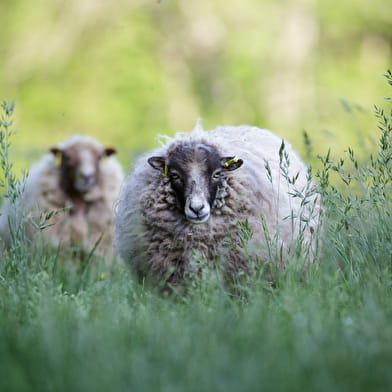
xmin=148 ymin=142 xmax=243 ymax=224
xmin=50 ymin=143 xmax=116 ymax=195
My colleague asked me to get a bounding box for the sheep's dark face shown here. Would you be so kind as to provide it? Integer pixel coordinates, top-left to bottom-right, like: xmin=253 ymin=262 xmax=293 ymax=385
xmin=148 ymin=142 xmax=243 ymax=224
xmin=50 ymin=143 xmax=116 ymax=195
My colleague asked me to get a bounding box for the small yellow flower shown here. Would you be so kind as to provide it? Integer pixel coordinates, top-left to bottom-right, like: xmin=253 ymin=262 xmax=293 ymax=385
xmin=100 ymin=273 xmax=106 ymax=280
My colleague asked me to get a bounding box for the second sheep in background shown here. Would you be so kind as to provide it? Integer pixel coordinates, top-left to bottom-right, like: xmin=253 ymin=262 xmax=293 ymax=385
xmin=0 ymin=134 xmax=124 ymax=256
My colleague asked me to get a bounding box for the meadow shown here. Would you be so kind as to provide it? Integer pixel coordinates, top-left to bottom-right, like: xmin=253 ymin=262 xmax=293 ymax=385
xmin=0 ymin=71 xmax=391 ymax=391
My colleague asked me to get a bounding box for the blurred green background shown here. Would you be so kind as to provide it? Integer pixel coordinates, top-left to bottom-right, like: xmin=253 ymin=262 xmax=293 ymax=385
xmin=0 ymin=0 xmax=391 ymax=171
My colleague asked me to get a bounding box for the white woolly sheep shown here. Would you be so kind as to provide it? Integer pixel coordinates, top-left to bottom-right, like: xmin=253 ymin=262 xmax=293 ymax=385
xmin=0 ymin=135 xmax=124 ymax=254
xmin=114 ymin=122 xmax=320 ymax=287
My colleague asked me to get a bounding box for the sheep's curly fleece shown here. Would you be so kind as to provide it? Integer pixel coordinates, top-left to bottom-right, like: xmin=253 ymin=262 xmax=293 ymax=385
xmin=114 ymin=123 xmax=320 ymax=285
xmin=0 ymin=135 xmax=124 ymax=253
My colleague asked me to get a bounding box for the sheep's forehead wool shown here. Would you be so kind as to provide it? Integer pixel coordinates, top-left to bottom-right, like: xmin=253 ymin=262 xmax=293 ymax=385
xmin=63 ymin=142 xmax=102 ymax=166
xmin=58 ymin=135 xmax=103 ymax=151
xmin=168 ymin=142 xmax=221 ymax=172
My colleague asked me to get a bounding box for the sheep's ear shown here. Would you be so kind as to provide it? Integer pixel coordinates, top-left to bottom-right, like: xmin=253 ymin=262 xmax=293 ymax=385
xmin=50 ymin=147 xmax=62 ymax=156
xmin=103 ymin=147 xmax=117 ymax=157
xmin=148 ymin=156 xmax=168 ymax=176
xmin=221 ymin=156 xmax=243 ymax=171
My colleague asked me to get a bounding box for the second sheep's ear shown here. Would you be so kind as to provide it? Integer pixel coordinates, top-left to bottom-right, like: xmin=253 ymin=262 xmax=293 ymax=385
xmin=103 ymin=147 xmax=117 ymax=157
xmin=148 ymin=156 xmax=169 ymax=176
xmin=50 ymin=147 xmax=62 ymax=156
xmin=221 ymin=156 xmax=243 ymax=171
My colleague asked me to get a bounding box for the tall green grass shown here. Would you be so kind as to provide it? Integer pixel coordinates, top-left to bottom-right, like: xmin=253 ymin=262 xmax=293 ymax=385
xmin=0 ymin=72 xmax=391 ymax=391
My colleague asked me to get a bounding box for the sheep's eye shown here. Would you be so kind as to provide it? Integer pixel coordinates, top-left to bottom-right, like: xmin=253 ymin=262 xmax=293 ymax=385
xmin=169 ymin=172 xmax=180 ymax=180
xmin=212 ymin=170 xmax=223 ymax=179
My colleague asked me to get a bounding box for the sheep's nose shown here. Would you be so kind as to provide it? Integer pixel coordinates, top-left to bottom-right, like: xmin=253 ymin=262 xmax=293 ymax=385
xmin=185 ymin=190 xmax=211 ymax=223
xmin=186 ymin=198 xmax=210 ymax=223
xmin=189 ymin=202 xmax=205 ymax=216
xmin=80 ymin=173 xmax=95 ymax=184
xmin=75 ymin=172 xmax=96 ymax=192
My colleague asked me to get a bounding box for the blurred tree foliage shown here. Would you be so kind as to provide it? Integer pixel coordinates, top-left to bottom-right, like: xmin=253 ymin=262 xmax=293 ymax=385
xmin=0 ymin=0 xmax=391 ymax=171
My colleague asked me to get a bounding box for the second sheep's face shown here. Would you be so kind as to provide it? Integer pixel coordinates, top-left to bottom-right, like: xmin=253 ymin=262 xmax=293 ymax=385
xmin=148 ymin=142 xmax=243 ymax=224
xmin=50 ymin=141 xmax=116 ymax=196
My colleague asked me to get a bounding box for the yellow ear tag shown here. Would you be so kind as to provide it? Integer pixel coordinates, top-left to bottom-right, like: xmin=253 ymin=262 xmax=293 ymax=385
xmin=163 ymin=163 xmax=169 ymax=177
xmin=224 ymin=156 xmax=239 ymax=168
xmin=55 ymin=154 xmax=61 ymax=167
